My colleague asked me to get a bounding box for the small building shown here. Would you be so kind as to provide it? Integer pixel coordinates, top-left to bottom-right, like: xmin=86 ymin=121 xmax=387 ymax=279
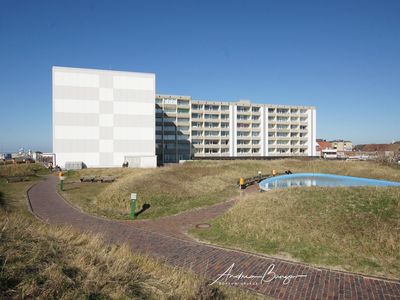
xmin=330 ymin=140 xmax=353 ymax=151
xmin=316 ymin=140 xmax=333 ymax=157
xmin=322 ymin=148 xmax=337 ymax=159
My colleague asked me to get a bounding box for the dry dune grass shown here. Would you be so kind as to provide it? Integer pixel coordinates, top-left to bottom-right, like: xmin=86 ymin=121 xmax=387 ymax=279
xmin=63 ymin=160 xmax=400 ymax=220
xmin=0 ymin=213 xmax=262 ymax=299
xmin=0 ymin=163 xmax=47 ymax=177
xmin=193 ymin=186 xmax=400 ymax=279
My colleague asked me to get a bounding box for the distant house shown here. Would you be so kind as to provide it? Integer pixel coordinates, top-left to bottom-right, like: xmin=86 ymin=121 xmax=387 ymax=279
xmin=316 ymin=140 xmax=337 ymax=158
xmin=330 ymin=140 xmax=353 ymax=151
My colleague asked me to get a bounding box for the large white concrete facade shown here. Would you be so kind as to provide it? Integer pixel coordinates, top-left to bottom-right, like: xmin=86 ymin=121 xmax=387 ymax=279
xmin=52 ymin=66 xmax=156 ymax=168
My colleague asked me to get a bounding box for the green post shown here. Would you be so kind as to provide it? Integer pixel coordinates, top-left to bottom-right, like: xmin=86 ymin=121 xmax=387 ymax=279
xmin=130 ymin=193 xmax=137 ymax=220
xmin=59 ymin=173 xmax=65 ymax=191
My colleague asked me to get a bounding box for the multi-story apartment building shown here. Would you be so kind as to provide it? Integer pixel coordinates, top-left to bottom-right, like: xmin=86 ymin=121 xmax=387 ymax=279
xmin=156 ymin=94 xmax=317 ymax=164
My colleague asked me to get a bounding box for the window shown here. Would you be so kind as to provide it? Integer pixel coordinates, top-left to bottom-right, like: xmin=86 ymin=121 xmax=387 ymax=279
xmin=221 ymin=114 xmax=229 ymax=119
xmin=237 ymin=106 xmax=250 ymax=112
xmin=237 ymin=148 xmax=250 ymax=153
xmin=178 ymin=134 xmax=189 ymax=141
xmin=205 ymin=140 xmax=219 ymax=145
xmin=204 ymin=114 xmax=219 ymax=119
xmin=277 ymin=109 xmax=289 ymax=114
xmin=178 ymin=108 xmax=189 ymax=114
xmin=163 ymin=126 xmax=176 ymax=131
xmin=204 ymin=105 xmax=219 ymax=111
xmin=177 ymin=100 xmax=189 ymax=106
xmin=204 ymin=122 xmax=219 ymax=128
xmin=192 ymin=131 xmax=202 ymax=136
xmin=205 ymin=148 xmax=219 ymax=154
xmin=163 ymin=135 xmax=176 ymax=141
xmin=192 ymin=104 xmax=203 ymax=110
xmin=163 ymin=117 xmax=176 ymax=122
xmin=277 ymin=140 xmax=289 ymax=145
xmin=237 ymin=131 xmax=250 ymax=137
xmin=164 ymin=143 xmax=176 ymax=149
xmin=277 ymin=117 xmax=289 ymax=122
xmin=164 ymin=108 xmax=176 ymax=113
xmin=221 ymin=131 xmax=229 ymax=136
xmin=237 ymin=115 xmax=250 ymax=120
xmin=205 ymin=131 xmax=219 ymax=136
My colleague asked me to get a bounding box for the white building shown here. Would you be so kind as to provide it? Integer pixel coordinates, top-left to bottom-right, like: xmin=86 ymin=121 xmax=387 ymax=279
xmin=52 ymin=66 xmax=157 ymax=168
xmin=156 ymin=95 xmax=317 ymax=163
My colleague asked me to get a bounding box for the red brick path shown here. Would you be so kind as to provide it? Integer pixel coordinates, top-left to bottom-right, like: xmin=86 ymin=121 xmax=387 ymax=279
xmin=28 ymin=176 xmax=400 ymax=299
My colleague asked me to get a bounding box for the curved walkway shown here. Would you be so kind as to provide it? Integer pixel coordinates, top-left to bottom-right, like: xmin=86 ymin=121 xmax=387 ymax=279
xmin=28 ymin=176 xmax=400 ymax=300
xmin=130 ymin=184 xmax=259 ymax=240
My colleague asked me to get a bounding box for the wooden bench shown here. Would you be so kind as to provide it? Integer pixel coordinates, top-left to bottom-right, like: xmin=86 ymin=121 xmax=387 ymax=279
xmin=80 ymin=176 xmax=96 ymax=182
xmin=80 ymin=175 xmax=116 ymax=183
xmin=6 ymin=176 xmax=30 ymax=183
xmin=100 ymin=176 xmax=116 ymax=183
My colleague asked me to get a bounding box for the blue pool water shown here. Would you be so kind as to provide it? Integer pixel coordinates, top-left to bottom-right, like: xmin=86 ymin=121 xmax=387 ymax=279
xmin=259 ymin=173 xmax=400 ymax=191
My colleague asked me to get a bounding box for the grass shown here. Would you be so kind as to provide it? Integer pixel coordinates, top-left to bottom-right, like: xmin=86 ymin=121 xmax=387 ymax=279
xmin=191 ymin=186 xmax=400 ymax=279
xmin=0 ymin=163 xmax=49 ymax=178
xmin=62 ymin=159 xmax=400 ymax=220
xmin=0 ymin=164 xmax=264 ymax=299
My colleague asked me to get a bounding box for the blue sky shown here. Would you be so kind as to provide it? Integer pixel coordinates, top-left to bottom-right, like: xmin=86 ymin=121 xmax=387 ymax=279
xmin=0 ymin=0 xmax=399 ymax=152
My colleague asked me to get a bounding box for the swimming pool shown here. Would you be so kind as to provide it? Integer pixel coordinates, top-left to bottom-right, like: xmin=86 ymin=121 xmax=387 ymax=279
xmin=259 ymin=173 xmax=400 ymax=191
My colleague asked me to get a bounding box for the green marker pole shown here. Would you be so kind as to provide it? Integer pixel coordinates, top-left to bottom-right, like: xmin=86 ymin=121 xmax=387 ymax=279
xmin=130 ymin=193 xmax=137 ymax=220
xmin=59 ymin=174 xmax=65 ymax=191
